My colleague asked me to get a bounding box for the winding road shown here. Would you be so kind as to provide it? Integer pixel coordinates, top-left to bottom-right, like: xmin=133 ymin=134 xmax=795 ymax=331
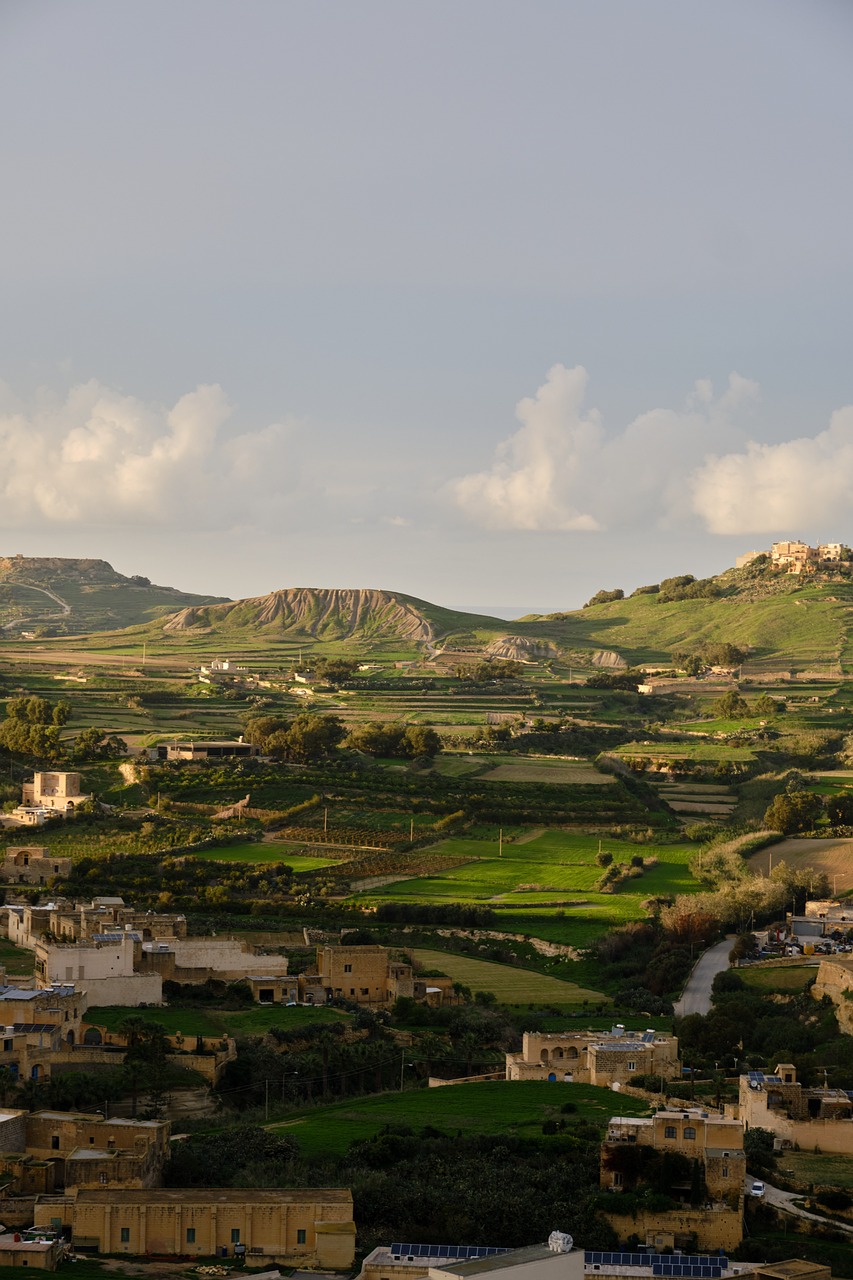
xmin=1 ymin=582 xmax=71 ymax=631
xmin=673 ymin=937 xmax=734 ymax=1017
xmin=762 ymin=1181 xmax=853 ymax=1235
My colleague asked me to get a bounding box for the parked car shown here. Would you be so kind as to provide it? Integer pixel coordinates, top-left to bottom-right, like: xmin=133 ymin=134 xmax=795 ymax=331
xmin=750 ymin=1181 xmax=766 ymax=1198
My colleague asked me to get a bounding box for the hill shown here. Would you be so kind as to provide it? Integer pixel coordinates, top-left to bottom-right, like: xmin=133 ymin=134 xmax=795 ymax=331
xmin=0 ymin=556 xmax=229 ymax=636
xmin=8 ymin=557 xmax=853 ymax=674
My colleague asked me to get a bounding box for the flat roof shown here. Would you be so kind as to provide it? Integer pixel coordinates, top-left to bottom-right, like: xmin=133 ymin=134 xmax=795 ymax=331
xmin=435 ymin=1246 xmax=557 ymax=1276
xmin=72 ymin=1187 xmax=352 ymax=1205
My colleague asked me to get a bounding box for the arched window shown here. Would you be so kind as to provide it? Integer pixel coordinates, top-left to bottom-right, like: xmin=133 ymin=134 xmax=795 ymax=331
xmin=683 ymin=1126 xmax=696 ymax=1140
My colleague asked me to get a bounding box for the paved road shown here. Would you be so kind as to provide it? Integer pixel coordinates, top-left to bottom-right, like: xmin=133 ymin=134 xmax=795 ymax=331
xmin=673 ymin=937 xmax=734 ymax=1017
xmin=763 ymin=1181 xmax=853 ymax=1235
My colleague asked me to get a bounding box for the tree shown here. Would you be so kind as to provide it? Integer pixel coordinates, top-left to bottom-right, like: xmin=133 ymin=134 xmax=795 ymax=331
xmin=825 ymin=793 xmax=853 ymax=826
xmin=763 ymin=791 xmax=822 ymax=834
xmin=754 ymin=694 xmax=784 ymax=718
xmin=71 ymin=728 xmax=127 ymax=761
xmin=0 ymin=695 xmax=69 ymax=761
xmin=714 ymin=691 xmax=750 ymax=719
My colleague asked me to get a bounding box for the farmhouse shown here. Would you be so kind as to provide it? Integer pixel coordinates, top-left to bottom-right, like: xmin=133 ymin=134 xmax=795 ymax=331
xmin=599 ymin=1109 xmax=746 ymax=1250
xmin=152 ymin=738 xmax=261 ymax=761
xmin=20 ymin=773 xmax=92 ymax=814
xmin=505 ymin=1026 xmax=681 ymax=1086
xmin=0 ymin=849 xmax=71 ymax=886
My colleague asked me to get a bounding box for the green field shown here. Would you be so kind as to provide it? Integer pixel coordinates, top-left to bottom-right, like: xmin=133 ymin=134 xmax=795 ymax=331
xmin=739 ymin=964 xmax=818 ymax=992
xmin=778 ymin=1151 xmax=853 ymax=1191
xmin=192 ymin=842 xmax=338 ymax=870
xmin=0 ymin=937 xmax=36 ymax=975
xmin=270 ymin=1079 xmax=650 ymax=1157
xmin=86 ymin=1003 xmax=349 ymax=1036
xmin=411 ymin=947 xmax=606 ymax=1003
xmin=356 ymin=829 xmax=698 ymax=910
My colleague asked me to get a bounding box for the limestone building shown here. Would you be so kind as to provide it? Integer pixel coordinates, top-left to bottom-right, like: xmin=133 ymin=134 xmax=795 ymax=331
xmin=20 ymin=773 xmax=92 ymax=815
xmin=599 ymin=1109 xmax=745 ymax=1250
xmin=738 ymin=1065 xmax=853 ymax=1153
xmin=506 ymin=1026 xmax=681 ymax=1086
xmin=300 ymin=944 xmax=416 ymax=1006
xmin=33 ymin=1186 xmax=356 ymax=1267
xmin=0 ymin=849 xmax=71 ymax=886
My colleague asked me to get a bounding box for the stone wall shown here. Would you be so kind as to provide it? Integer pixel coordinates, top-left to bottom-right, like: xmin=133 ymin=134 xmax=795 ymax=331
xmin=603 ymin=1206 xmax=743 ymax=1251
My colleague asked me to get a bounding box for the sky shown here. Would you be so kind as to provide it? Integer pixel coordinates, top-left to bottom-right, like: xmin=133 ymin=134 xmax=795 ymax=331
xmin=1 ymin=0 xmax=853 ymax=617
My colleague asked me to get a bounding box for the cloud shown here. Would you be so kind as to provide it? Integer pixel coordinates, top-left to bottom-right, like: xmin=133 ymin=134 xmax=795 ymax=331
xmin=691 ymin=406 xmax=853 ymax=534
xmin=449 ymin=365 xmax=604 ymax=531
xmin=0 ymin=381 xmax=299 ymax=529
xmin=448 ymin=364 xmax=758 ymax=533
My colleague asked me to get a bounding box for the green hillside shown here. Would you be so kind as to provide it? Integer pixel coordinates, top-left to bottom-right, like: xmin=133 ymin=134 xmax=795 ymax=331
xmin=8 ymin=556 xmax=853 ymax=674
xmin=0 ymin=556 xmax=228 ymax=635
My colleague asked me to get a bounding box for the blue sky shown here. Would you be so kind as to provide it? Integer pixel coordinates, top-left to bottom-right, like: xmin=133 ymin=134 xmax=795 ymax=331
xmin=1 ymin=0 xmax=852 ymax=614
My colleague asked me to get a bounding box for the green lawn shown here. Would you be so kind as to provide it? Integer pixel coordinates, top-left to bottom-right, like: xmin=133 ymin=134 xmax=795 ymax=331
xmin=86 ymin=1003 xmax=349 ymax=1036
xmin=269 ymin=1079 xmax=650 ymax=1157
xmin=410 ymin=947 xmax=606 ymax=1003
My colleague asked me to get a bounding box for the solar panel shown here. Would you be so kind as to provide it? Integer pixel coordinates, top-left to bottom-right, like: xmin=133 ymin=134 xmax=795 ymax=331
xmin=391 ymin=1245 xmax=509 ymax=1262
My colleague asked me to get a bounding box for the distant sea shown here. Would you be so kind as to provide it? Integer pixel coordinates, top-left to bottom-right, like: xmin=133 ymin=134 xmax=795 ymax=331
xmin=450 ymin=604 xmax=547 ymax=620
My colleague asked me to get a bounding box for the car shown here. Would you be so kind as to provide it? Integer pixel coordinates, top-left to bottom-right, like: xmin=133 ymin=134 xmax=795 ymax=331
xmin=750 ymin=1181 xmax=766 ymax=1198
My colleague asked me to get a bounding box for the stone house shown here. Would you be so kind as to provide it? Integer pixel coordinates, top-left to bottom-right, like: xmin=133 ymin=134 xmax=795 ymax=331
xmin=738 ymin=1064 xmax=853 ymax=1153
xmin=19 ymin=774 xmax=92 ymax=815
xmin=0 ymin=849 xmax=71 ymax=887
xmin=506 ymin=1026 xmax=681 ymax=1086
xmin=599 ymin=1109 xmax=745 ymax=1250
xmin=300 ymin=945 xmax=416 ymax=1006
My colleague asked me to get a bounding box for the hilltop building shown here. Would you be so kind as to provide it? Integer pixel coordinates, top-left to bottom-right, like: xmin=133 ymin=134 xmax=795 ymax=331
xmin=505 ymin=1026 xmax=681 ymax=1086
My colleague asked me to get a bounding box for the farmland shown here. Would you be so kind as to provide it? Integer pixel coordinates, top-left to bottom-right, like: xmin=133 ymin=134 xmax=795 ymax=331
xmin=410 ymin=947 xmax=606 ymax=1003
xmin=87 ymin=1003 xmax=348 ymax=1036
xmin=269 ymin=1079 xmax=651 ymax=1158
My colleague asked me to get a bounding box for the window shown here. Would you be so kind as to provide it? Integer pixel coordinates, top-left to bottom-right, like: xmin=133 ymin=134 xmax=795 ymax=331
xmin=343 ymin=964 xmax=352 ymax=973
xmin=297 ymin=1230 xmax=307 ymax=1245
xmin=120 ymin=1229 xmax=130 ymax=1243
xmin=3 ymin=1040 xmax=11 ymax=1053
xmin=51 ymin=1136 xmax=60 ymax=1150
xmin=361 ymin=988 xmax=369 ymax=995
xmin=612 ymin=1172 xmax=623 ymax=1187
xmin=99 ymin=1173 xmax=108 ymax=1184
xmin=722 ymin=1167 xmax=729 ymax=1178
xmin=231 ymin=1230 xmax=241 ymax=1244
xmin=627 ymin=1061 xmax=636 ymax=1072
xmin=664 ymin=1126 xmax=676 ymax=1139
xmin=89 ymin=1136 xmax=95 ymax=1144
xmin=187 ymin=1229 xmax=196 ymax=1245
xmin=350 ymin=988 xmax=355 ymax=995
xmin=683 ymin=1126 xmax=696 ymax=1140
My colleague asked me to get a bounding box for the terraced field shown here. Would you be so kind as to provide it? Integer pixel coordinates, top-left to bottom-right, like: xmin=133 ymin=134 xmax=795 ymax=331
xmin=356 ymin=829 xmax=699 ymax=912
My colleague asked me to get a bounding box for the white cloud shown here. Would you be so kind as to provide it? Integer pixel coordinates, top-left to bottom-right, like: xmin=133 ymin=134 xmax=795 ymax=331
xmin=449 ymin=364 xmax=603 ymax=531
xmin=0 ymin=381 xmax=299 ymax=529
xmin=448 ymin=364 xmax=758 ymax=533
xmin=691 ymin=405 xmax=853 ymax=534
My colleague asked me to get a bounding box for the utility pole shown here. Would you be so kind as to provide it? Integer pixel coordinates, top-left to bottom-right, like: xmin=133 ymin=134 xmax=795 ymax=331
xmin=410 ymin=817 xmax=414 ymax=842
xmin=324 ymin=807 xmax=328 ymax=833
xmin=265 ymin=1078 xmax=270 ymax=1121
xmin=498 ymin=828 xmax=503 ymax=858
